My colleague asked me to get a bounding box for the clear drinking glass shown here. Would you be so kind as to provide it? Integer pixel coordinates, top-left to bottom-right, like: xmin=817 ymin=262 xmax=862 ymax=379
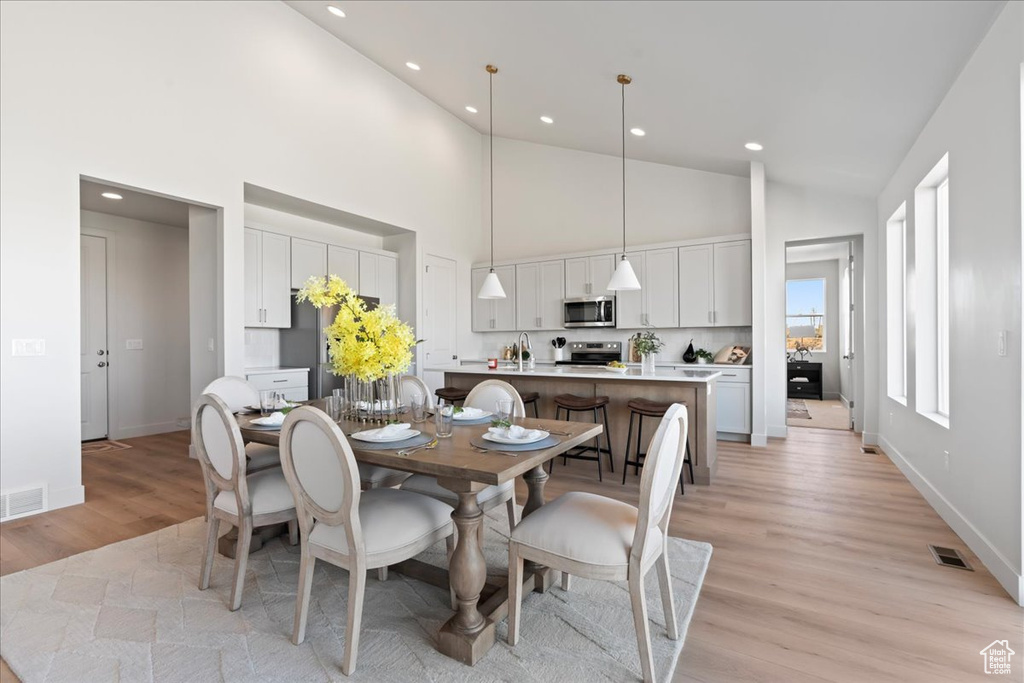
xmin=495 ymin=398 xmax=513 ymax=423
xmin=435 ymin=399 xmax=454 ymax=438
xmin=259 ymin=390 xmax=276 ymax=416
xmin=332 ymin=388 xmax=345 ymax=418
xmin=410 ymin=396 xmax=427 ymax=423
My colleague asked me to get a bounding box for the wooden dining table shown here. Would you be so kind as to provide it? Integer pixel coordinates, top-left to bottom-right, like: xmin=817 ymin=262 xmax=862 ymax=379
xmin=238 ymin=405 xmax=602 ymax=666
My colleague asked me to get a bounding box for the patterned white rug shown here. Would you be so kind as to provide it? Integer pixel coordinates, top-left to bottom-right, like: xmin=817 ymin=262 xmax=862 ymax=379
xmin=1 ymin=508 xmax=712 ymax=682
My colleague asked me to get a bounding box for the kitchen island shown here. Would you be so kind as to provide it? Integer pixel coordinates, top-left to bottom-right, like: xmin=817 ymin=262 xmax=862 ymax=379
xmin=431 ymin=365 xmax=721 ymax=484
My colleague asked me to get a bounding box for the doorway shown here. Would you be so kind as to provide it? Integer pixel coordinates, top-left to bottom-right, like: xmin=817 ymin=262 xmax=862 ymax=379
xmin=785 ymin=239 xmax=857 ymax=431
xmin=421 ymin=253 xmax=458 ymax=397
xmin=80 ymin=234 xmax=109 ymax=440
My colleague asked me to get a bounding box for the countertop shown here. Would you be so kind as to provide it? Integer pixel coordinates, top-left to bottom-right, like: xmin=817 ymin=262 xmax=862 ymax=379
xmin=430 ymin=364 xmax=721 ymax=383
xmin=458 ymin=357 xmax=749 ymax=370
xmin=244 ymin=366 xmax=311 ymax=376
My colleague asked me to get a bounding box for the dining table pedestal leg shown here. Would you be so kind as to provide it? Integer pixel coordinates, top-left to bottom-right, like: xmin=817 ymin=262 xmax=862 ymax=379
xmin=437 ymin=484 xmax=495 ymax=665
xmin=522 ymin=464 xmax=554 ymax=593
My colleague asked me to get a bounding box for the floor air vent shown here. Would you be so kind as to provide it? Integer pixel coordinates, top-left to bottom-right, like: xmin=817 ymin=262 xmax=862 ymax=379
xmin=0 ymin=485 xmax=47 ymax=521
xmin=861 ymin=446 xmax=878 ymax=454
xmin=928 ymin=545 xmax=973 ymax=571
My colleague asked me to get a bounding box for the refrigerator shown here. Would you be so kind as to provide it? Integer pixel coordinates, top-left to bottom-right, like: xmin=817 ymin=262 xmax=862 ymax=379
xmin=279 ymin=294 xmax=379 ymax=399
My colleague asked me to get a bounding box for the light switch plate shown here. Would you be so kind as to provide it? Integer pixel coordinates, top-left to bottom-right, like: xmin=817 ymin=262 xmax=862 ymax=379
xmin=997 ymin=330 xmax=1007 ymax=357
xmin=12 ymin=339 xmax=45 ymax=356
xmin=126 ymin=339 xmax=144 ymax=350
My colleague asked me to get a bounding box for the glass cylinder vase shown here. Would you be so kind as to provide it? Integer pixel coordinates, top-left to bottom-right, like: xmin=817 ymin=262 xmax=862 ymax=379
xmin=641 ymin=353 xmax=656 ymax=376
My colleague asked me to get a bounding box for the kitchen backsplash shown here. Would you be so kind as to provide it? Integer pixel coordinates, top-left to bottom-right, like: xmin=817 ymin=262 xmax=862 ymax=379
xmin=244 ymin=328 xmax=280 ymax=368
xmin=468 ymin=326 xmax=753 ymax=364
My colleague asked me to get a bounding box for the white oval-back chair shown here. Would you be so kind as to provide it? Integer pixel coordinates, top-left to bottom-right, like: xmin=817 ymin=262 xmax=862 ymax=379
xmin=279 ymin=406 xmax=455 ymax=675
xmin=400 ymin=379 xmax=523 ymax=532
xmin=507 ymin=403 xmax=689 ymax=683
xmin=193 ymin=393 xmax=298 ymax=611
xmin=202 ymin=376 xmax=281 ymax=472
xmin=399 ymin=374 xmax=433 ymax=409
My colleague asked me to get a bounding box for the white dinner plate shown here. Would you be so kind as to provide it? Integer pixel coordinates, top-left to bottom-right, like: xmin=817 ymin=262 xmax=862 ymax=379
xmin=482 ymin=430 xmax=549 ymax=445
xmin=350 ymin=428 xmax=421 ymax=443
xmin=454 ymin=409 xmax=492 ymax=421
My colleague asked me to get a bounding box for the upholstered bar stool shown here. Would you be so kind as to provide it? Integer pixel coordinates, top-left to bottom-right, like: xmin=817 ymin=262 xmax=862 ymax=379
xmin=434 ymin=386 xmax=469 ymax=406
xmin=520 ymin=391 xmax=540 ymax=418
xmin=551 ymin=394 xmax=614 ymax=481
xmin=624 ymin=398 xmax=695 ymax=494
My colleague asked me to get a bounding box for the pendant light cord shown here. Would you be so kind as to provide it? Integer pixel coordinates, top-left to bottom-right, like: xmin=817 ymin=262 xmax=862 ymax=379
xmin=489 ymin=67 xmax=495 ymax=271
xmin=621 ymin=80 xmax=626 ymax=258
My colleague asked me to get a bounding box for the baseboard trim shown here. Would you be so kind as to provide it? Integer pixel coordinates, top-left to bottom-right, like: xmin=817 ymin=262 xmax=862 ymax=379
xmin=823 ymin=391 xmax=841 ymax=401
xmin=767 ymin=424 xmax=788 ymax=438
xmin=877 ymin=435 xmax=1022 ymax=605
xmin=750 ymin=433 xmax=768 ymax=447
xmin=839 ymin=394 xmax=851 ymax=408
xmin=113 ymin=421 xmax=182 ymax=440
xmin=48 ymin=484 xmax=85 ymax=512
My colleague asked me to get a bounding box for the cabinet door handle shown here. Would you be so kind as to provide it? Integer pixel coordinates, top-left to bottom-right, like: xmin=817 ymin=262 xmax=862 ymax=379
xmin=273 ymin=379 xmax=288 ymax=383
xmin=707 ymin=311 xmax=712 ymax=324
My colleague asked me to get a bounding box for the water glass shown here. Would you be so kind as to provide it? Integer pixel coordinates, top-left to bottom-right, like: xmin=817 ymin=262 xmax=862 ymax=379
xmin=259 ymin=390 xmax=276 ymax=416
xmin=410 ymin=396 xmax=427 ymax=423
xmin=435 ymin=400 xmax=454 ymax=438
xmin=495 ymin=398 xmax=513 ymax=423
xmin=332 ymin=388 xmax=346 ymax=418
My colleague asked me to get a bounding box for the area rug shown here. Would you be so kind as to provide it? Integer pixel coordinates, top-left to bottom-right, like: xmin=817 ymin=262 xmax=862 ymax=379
xmin=81 ymin=440 xmax=132 ymax=455
xmin=786 ymin=398 xmax=811 ymax=420
xmin=1 ymin=508 xmax=712 ymax=682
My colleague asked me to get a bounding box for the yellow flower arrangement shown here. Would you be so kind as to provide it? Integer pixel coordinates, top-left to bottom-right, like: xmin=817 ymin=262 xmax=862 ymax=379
xmin=296 ymin=275 xmax=416 ymax=382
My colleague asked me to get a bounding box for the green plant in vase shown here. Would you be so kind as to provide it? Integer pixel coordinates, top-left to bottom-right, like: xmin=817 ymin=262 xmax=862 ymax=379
xmin=694 ymin=348 xmax=714 ymax=364
xmin=635 ymin=329 xmax=664 ymax=374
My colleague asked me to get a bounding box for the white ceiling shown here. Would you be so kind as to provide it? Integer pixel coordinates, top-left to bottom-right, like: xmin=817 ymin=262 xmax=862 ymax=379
xmin=286 ymin=0 xmax=1004 ymax=196
xmin=80 ymin=179 xmax=190 ymax=228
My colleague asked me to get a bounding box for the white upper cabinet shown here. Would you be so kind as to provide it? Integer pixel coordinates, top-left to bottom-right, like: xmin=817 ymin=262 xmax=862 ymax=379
xmin=291 ymin=238 xmax=327 ymax=289
xmin=358 ymin=252 xmax=398 ymax=307
xmin=471 ymin=265 xmax=517 ymax=332
xmin=565 ymin=254 xmax=616 ymax=297
xmin=327 ymin=245 xmax=359 ymax=288
xmin=516 ymin=260 xmax=565 ymax=330
xmin=645 ymin=248 xmax=679 ymax=328
xmin=678 ymin=245 xmax=714 ymax=327
xmin=244 ymin=228 xmax=291 ymax=328
xmin=712 ymin=241 xmax=752 ymax=326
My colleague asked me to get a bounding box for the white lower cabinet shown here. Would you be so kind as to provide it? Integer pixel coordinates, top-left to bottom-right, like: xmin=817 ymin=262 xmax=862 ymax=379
xmin=715 ymin=367 xmax=752 ymax=435
xmin=246 ymin=369 xmax=309 ymax=402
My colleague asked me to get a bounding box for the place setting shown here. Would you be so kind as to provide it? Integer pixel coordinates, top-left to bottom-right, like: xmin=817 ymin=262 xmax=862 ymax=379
xmin=347 ymin=421 xmax=435 ymax=452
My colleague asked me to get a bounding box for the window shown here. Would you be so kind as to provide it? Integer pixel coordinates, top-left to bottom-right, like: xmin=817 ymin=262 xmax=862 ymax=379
xmin=886 ymin=203 xmax=907 ymax=402
xmin=913 ymin=153 xmax=949 ymax=426
xmin=786 ymin=278 xmax=826 ymax=353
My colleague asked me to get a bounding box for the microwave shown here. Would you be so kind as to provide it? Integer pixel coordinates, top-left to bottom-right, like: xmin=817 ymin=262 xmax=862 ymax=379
xmin=563 ymin=296 xmax=616 ymax=328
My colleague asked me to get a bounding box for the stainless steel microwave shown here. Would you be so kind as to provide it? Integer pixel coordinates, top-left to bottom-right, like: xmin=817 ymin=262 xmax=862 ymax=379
xmin=563 ymin=296 xmax=616 ymax=328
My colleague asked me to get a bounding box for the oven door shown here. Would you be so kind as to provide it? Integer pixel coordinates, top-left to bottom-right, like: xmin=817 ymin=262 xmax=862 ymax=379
xmin=563 ymin=297 xmax=616 ymax=328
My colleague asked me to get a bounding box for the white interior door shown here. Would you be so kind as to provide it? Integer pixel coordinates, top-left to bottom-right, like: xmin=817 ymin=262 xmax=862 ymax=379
xmin=423 ymin=254 xmax=458 ymax=397
xmin=81 ymin=235 xmax=108 ymax=440
xmin=845 ymin=248 xmax=856 ymax=430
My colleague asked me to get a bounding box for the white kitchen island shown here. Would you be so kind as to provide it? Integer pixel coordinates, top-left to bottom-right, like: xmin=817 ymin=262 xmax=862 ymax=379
xmin=431 ymin=364 xmax=721 ymax=484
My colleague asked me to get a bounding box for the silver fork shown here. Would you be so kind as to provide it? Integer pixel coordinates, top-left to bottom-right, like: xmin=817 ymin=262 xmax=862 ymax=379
xmin=472 ymin=445 xmax=519 ymax=457
xmin=397 ymin=438 xmax=438 ymax=457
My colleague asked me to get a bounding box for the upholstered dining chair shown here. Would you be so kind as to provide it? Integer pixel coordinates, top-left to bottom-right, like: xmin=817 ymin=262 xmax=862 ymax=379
xmin=507 ymin=403 xmax=689 ymax=683
xmin=193 ymin=393 xmax=298 ymax=611
xmin=279 ymin=406 xmax=455 ymax=676
xmin=202 ymin=376 xmax=281 ymax=472
xmin=400 ymin=379 xmax=522 ymax=532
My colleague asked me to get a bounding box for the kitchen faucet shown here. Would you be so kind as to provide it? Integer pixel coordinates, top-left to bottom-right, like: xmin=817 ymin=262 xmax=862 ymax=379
xmin=517 ymin=331 xmax=532 ymax=372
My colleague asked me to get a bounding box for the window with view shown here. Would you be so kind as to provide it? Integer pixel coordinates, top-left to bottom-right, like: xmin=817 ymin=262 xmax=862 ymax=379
xmin=886 ymin=203 xmax=907 ymax=402
xmin=786 ymin=278 xmax=826 ymax=353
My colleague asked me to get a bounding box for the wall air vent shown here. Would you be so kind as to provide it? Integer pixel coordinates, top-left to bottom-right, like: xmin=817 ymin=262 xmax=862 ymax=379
xmin=928 ymin=544 xmax=973 ymax=571
xmin=0 ymin=485 xmax=47 ymax=521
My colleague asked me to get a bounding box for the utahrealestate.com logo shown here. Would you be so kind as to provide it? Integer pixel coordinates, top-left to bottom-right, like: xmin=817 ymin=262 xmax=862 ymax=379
xmin=980 ymin=640 xmax=1015 ymax=675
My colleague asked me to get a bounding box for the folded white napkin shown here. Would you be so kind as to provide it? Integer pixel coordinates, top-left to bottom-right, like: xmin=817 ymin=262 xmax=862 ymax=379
xmin=356 ymin=423 xmax=412 ymax=440
xmin=488 ymin=425 xmax=545 ymax=441
xmin=252 ymin=411 xmax=286 ymax=427
xmin=456 ymin=406 xmax=486 ymax=418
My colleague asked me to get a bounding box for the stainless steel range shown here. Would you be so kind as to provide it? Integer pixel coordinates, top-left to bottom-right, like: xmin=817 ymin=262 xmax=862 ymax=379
xmin=554 ymin=341 xmax=622 ymax=367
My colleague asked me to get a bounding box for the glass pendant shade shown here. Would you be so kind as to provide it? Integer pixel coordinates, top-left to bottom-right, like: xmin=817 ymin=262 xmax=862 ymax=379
xmin=477 ymin=269 xmax=507 ymax=299
xmin=607 ymin=256 xmax=641 ymax=291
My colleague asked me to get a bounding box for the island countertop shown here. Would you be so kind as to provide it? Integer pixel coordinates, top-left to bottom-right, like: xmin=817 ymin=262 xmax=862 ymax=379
xmin=426 ymin=365 xmax=721 ymax=383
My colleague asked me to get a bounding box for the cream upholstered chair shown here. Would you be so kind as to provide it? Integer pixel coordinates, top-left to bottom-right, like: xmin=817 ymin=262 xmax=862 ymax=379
xmin=203 ymin=376 xmax=281 ymax=472
xmin=279 ymin=406 xmax=455 ymax=676
xmin=507 ymin=403 xmax=689 ymax=683
xmin=401 ymin=379 xmax=522 ymax=532
xmin=193 ymin=393 xmax=298 ymax=611
xmin=399 ymin=374 xmax=433 ymax=409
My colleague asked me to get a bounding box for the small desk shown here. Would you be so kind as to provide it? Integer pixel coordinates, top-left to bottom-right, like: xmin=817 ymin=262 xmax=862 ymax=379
xmin=238 ymin=409 xmax=601 ymax=666
xmin=787 ymin=361 xmax=823 ymax=400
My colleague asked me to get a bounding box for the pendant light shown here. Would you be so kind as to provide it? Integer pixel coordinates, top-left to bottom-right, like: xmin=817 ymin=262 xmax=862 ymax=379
xmin=477 ymin=64 xmax=507 ymax=299
xmin=607 ymin=74 xmax=642 ymax=292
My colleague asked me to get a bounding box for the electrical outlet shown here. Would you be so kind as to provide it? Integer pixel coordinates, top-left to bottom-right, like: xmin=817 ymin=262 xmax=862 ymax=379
xmin=126 ymin=339 xmax=143 ymax=350
xmin=11 ymin=339 xmax=45 ymax=356
xmin=207 ymin=338 xmax=215 ymax=352
xmin=889 ymin=411 xmax=893 ymax=426
xmin=943 ymin=450 xmax=950 ymax=472
xmin=997 ymin=330 xmax=1008 ymax=357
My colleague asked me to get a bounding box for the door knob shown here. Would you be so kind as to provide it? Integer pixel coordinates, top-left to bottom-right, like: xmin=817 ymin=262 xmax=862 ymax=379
xmin=97 ymin=361 xmax=107 ymax=367
xmin=97 ymin=349 xmax=105 ymax=355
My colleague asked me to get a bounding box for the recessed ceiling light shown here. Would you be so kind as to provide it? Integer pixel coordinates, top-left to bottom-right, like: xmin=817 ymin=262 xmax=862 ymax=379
xmin=101 ymin=192 xmax=123 ymax=200
xmin=326 ymin=5 xmax=345 ymax=18
xmin=405 ymin=62 xmax=421 ymax=71
xmin=465 ymin=106 xmax=478 ymax=114
xmin=630 ymin=128 xmax=646 ymax=137
xmin=745 ymin=142 xmax=764 ymax=151
xmin=540 ymin=116 xmax=553 ymax=124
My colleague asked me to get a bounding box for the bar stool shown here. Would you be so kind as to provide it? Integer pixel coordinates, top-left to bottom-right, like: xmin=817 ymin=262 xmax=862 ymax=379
xmin=623 ymin=398 xmax=695 ymax=494
xmin=434 ymin=387 xmax=469 ymax=406
xmin=520 ymin=391 xmax=540 ymax=418
xmin=551 ymin=394 xmax=614 ymax=481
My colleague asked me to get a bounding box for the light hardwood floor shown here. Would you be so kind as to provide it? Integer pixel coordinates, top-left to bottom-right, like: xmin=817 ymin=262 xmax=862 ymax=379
xmin=2 ymin=428 xmax=1020 ymax=682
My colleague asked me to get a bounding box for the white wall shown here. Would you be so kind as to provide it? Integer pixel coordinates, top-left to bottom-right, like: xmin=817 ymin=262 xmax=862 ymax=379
xmin=874 ymin=1 xmax=1023 ymax=602
xmin=188 ymin=206 xmax=221 ymax=405
xmin=785 ymin=259 xmax=841 ymax=398
xmin=484 ymin=137 xmax=751 ymax=261
xmin=80 ymin=211 xmax=190 ymax=438
xmin=0 ymin=1 xmax=481 ymax=510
